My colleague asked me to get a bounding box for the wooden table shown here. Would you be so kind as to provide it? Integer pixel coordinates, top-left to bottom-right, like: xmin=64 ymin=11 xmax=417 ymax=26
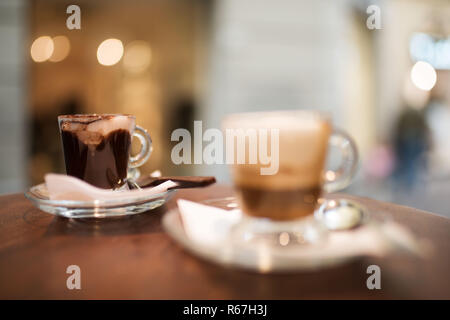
xmin=0 ymin=184 xmax=449 ymax=299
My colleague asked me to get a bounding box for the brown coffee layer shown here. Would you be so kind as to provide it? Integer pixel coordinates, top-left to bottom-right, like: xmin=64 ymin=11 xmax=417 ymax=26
xmin=235 ymin=185 xmax=322 ymax=220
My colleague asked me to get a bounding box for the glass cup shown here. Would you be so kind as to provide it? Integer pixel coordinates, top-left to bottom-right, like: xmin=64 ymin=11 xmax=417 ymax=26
xmin=58 ymin=114 xmax=152 ymax=189
xmin=222 ymin=110 xmax=358 ymax=247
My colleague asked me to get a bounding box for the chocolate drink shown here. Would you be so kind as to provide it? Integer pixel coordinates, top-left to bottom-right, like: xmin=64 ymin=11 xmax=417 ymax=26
xmin=58 ymin=115 xmax=134 ymax=189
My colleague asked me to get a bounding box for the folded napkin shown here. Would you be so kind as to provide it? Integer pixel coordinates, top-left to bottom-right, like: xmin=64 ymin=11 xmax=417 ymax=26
xmin=45 ymin=173 xmax=177 ymax=201
xmin=176 ymin=199 xmax=431 ymax=259
xmin=177 ymin=199 xmax=241 ymax=246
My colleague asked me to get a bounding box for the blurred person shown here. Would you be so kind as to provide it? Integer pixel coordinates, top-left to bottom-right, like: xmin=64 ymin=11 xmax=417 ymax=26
xmin=424 ymin=96 xmax=450 ymax=175
xmin=392 ymin=104 xmax=431 ymax=189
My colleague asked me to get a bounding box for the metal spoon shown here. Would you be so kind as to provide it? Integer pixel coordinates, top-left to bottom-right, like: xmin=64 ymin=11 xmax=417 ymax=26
xmin=315 ymin=198 xmax=367 ymax=231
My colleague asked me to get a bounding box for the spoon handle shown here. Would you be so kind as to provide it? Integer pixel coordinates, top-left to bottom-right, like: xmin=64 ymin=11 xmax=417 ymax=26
xmin=135 ymin=176 xmax=216 ymax=189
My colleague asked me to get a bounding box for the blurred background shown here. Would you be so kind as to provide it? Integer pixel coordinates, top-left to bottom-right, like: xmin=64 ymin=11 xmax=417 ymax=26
xmin=1 ymin=0 xmax=450 ymax=217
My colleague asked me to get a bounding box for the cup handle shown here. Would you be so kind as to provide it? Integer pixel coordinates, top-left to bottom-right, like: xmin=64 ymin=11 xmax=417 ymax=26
xmin=129 ymin=125 xmax=153 ymax=168
xmin=323 ymin=129 xmax=358 ymax=193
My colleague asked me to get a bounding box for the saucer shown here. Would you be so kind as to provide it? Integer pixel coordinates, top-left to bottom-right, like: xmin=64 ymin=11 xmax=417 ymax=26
xmin=162 ymin=207 xmax=356 ymax=273
xmin=25 ymin=183 xmax=176 ymax=218
xmin=162 ymin=197 xmax=426 ymax=273
xmin=162 ymin=197 xmax=366 ymax=273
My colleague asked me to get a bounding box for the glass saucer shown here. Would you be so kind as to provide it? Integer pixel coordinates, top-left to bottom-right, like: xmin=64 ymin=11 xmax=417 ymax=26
xmin=163 ymin=199 xmax=356 ymax=273
xmin=25 ymin=183 xmax=176 ymax=219
xmin=200 ymin=197 xmax=328 ymax=248
xmin=163 ymin=197 xmax=404 ymax=273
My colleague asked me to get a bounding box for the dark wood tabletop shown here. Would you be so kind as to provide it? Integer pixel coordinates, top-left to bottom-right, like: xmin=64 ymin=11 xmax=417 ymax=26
xmin=0 ymin=184 xmax=449 ymax=299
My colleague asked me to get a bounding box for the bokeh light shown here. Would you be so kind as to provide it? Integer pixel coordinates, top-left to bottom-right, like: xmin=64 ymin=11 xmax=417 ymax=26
xmin=278 ymin=232 xmax=290 ymax=246
xmin=410 ymin=61 xmax=437 ymax=91
xmin=30 ymin=36 xmax=54 ymax=62
xmin=97 ymin=38 xmax=124 ymax=66
xmin=49 ymin=36 xmax=71 ymax=62
xmin=123 ymin=41 xmax=152 ymax=74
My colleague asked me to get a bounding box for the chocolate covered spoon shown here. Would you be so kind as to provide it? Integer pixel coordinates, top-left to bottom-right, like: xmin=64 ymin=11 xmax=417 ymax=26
xmin=135 ymin=175 xmax=216 ymax=189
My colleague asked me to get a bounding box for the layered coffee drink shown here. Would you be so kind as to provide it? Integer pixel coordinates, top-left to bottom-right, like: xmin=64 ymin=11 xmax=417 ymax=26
xmin=58 ymin=115 xmax=135 ymax=189
xmin=224 ymin=111 xmax=332 ymax=221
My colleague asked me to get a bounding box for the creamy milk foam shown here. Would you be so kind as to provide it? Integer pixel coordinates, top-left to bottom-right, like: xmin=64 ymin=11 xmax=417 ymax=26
xmin=60 ymin=115 xmax=135 ymax=145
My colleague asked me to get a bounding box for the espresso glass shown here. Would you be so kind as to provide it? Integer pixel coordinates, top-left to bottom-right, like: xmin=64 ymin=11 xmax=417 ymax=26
xmin=222 ymin=110 xmax=358 ymax=246
xmin=58 ymin=114 xmax=152 ymax=189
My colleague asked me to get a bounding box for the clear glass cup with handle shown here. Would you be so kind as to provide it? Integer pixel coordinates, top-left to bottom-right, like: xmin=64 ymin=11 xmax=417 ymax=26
xmin=58 ymin=114 xmax=152 ymax=190
xmin=222 ymin=110 xmax=358 ymax=247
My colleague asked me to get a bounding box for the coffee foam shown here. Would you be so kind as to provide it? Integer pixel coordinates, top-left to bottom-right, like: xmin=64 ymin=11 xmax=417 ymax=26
xmin=226 ymin=112 xmax=332 ymax=190
xmin=223 ymin=110 xmax=328 ymax=131
xmin=86 ymin=116 xmax=134 ymax=136
xmin=60 ymin=121 xmax=86 ymax=132
xmin=60 ymin=115 xmax=135 ymax=145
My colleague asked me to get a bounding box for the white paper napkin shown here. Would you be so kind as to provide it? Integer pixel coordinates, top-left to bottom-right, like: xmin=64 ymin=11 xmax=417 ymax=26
xmin=45 ymin=173 xmax=177 ymax=201
xmin=177 ymin=199 xmax=241 ymax=246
